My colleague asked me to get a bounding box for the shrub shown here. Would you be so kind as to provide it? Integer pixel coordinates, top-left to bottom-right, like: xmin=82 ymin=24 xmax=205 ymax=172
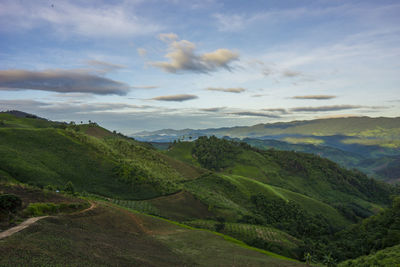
xmin=0 ymin=194 xmax=22 ymax=214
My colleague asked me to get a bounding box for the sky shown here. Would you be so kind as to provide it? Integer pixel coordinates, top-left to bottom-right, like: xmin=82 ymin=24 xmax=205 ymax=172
xmin=0 ymin=0 xmax=399 ymax=134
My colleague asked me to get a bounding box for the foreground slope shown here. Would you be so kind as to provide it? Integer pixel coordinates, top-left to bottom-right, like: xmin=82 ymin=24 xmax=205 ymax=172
xmin=0 ymin=199 xmax=304 ymax=266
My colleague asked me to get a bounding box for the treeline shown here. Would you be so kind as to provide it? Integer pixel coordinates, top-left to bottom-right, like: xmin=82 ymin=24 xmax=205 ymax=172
xmin=328 ymin=196 xmax=400 ymax=262
xmin=192 ymin=136 xmax=250 ymax=170
xmin=262 ymin=149 xmax=396 ymax=206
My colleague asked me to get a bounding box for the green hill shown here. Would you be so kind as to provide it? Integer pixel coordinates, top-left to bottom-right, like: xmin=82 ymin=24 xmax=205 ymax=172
xmin=338 ymin=244 xmax=400 ymax=267
xmin=0 ymin=184 xmax=303 ymax=266
xmin=167 ymin=137 xmax=394 ymax=216
xmin=242 ymin=138 xmax=400 ymax=183
xmin=0 ymin=113 xmax=204 ymax=200
xmin=1 ymin=112 xmax=399 ymax=265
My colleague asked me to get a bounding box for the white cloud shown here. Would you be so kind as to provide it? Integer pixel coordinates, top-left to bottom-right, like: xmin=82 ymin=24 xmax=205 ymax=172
xmin=137 ymin=48 xmax=147 ymax=57
xmin=205 ymin=87 xmax=245 ymax=93
xmin=150 ymin=34 xmax=239 ymax=73
xmin=0 ymin=0 xmax=160 ymax=37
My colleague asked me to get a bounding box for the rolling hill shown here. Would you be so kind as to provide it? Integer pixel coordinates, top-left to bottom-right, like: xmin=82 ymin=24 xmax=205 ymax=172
xmin=134 ymin=116 xmax=400 ymax=182
xmin=1 ymin=111 xmax=399 ymax=265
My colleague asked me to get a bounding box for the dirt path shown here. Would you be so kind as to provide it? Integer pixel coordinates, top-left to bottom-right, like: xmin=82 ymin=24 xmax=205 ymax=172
xmin=0 ymin=216 xmax=48 ymax=240
xmin=69 ymin=201 xmax=97 ymax=215
xmin=0 ymin=201 xmax=97 ymax=240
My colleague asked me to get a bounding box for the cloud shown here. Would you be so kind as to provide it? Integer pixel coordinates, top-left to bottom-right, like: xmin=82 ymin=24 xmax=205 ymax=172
xmin=0 ymin=1 xmax=160 ymax=38
xmin=137 ymin=48 xmax=147 ymax=57
xmin=262 ymin=108 xmax=288 ymax=114
xmin=205 ymin=87 xmax=245 ymax=93
xmin=158 ymin=33 xmax=179 ymax=42
xmin=131 ymin=85 xmax=158 ymax=89
xmin=150 ymin=34 xmax=239 ymax=73
xmin=290 ymin=105 xmax=362 ymax=112
xmin=229 ymin=111 xmax=280 ymax=118
xmin=262 ymin=68 xmax=274 ymax=76
xmin=251 ymin=94 xmax=268 ymax=98
xmin=200 ymin=107 xmax=225 ymax=112
xmin=292 ymin=95 xmax=337 ymax=100
xmin=0 ymin=69 xmax=130 ymax=95
xmin=0 ymin=99 xmax=154 ymax=114
xmin=282 ymin=70 xmax=302 ymax=77
xmin=213 ymin=13 xmax=246 ymax=32
xmin=151 ymin=94 xmax=198 ymax=102
xmin=86 ymin=60 xmax=127 ymax=74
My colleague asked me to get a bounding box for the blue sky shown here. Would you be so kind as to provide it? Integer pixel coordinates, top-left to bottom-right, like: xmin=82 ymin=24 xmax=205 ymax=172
xmin=0 ymin=0 xmax=399 ymax=133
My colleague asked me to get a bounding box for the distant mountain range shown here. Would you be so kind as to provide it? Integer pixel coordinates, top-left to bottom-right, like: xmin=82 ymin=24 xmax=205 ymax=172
xmin=133 ymin=116 xmax=400 ymax=143
xmin=133 ymin=117 xmax=400 ymax=182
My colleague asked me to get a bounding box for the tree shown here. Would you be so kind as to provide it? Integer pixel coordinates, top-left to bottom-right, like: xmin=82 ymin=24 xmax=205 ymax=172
xmin=304 ymin=252 xmax=312 ymax=265
xmin=215 ymin=217 xmax=226 ymax=232
xmin=0 ymin=194 xmax=22 ymax=214
xmin=64 ymin=181 xmax=75 ymax=194
xmin=323 ymin=253 xmax=337 ymax=267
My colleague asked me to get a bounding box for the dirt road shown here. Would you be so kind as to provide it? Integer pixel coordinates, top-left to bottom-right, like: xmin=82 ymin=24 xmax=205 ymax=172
xmin=0 ymin=201 xmax=96 ymax=240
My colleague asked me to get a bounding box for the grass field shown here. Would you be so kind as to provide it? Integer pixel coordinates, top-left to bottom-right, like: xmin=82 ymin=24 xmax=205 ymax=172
xmin=185 ymin=219 xmax=302 ymax=258
xmin=0 ymin=201 xmax=305 ymax=266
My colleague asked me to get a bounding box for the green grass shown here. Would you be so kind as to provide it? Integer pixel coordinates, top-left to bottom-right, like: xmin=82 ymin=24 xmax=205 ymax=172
xmin=109 ymin=198 xmax=161 ymax=216
xmin=338 ymin=244 xmax=400 ymax=267
xmin=0 ymin=128 xmax=140 ymax=198
xmin=0 ymin=118 xmax=202 ymax=200
xmin=185 ymin=219 xmax=302 ymax=258
xmin=0 ymin=200 xmax=305 ymax=266
xmin=181 ymin=173 xmax=349 ymax=228
xmin=164 ymin=141 xmax=201 ymax=167
xmin=23 ymin=202 xmax=87 ymax=216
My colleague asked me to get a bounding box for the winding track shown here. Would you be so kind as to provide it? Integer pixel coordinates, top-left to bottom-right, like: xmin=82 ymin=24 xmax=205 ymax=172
xmin=0 ymin=201 xmax=96 ymax=240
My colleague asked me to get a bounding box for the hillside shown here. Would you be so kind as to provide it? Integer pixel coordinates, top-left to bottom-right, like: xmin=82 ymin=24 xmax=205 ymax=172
xmin=167 ymin=137 xmax=394 ymax=209
xmin=242 ymin=138 xmax=400 ymax=183
xmin=1 ymin=112 xmax=399 ymax=265
xmin=134 ymin=116 xmax=400 ymax=182
xmin=0 ymin=184 xmax=302 ymax=266
xmin=0 ymin=112 xmax=203 ymax=200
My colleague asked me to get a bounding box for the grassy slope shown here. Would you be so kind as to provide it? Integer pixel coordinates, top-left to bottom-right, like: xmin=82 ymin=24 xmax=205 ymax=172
xmin=185 ymin=219 xmax=303 ymax=259
xmin=0 ymin=183 xmax=88 ymax=230
xmin=0 ymin=115 xmax=203 ymax=200
xmin=338 ymin=244 xmax=400 ymax=267
xmin=243 ymin=138 xmax=364 ymax=168
xmin=0 ymin=200 xmax=305 ymax=266
xmin=243 ymin=138 xmax=400 ymax=182
xmin=166 ymin=142 xmax=391 ymax=223
xmin=183 ymin=173 xmax=348 ymax=227
xmin=0 ymin=127 xmax=138 ymax=198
